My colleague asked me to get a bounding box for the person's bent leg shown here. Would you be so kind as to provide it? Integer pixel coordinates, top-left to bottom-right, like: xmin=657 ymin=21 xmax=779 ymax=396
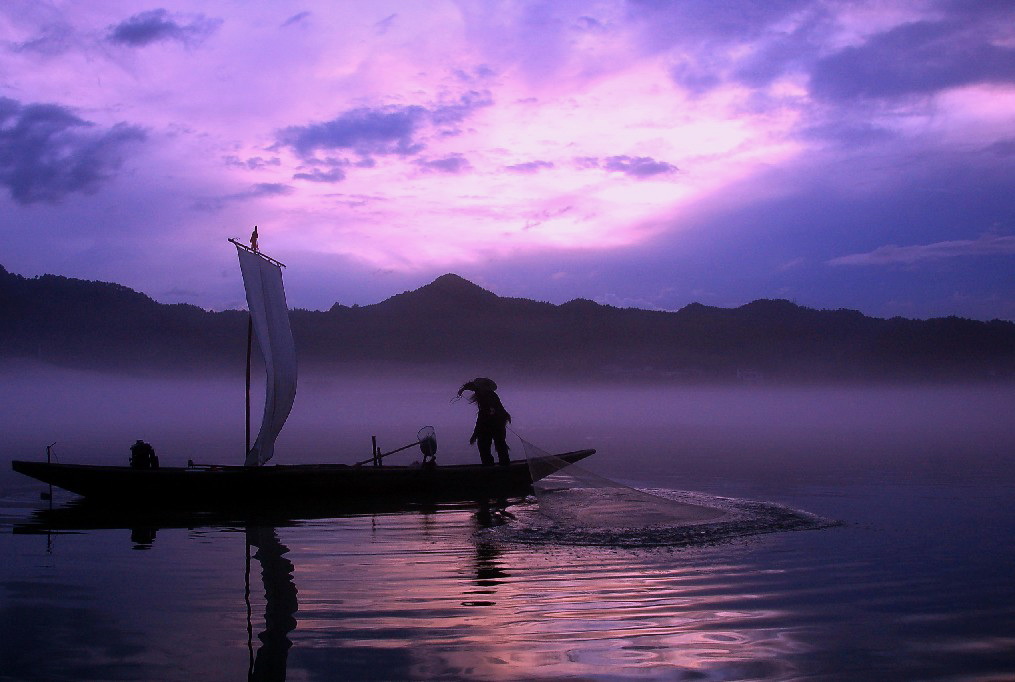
xmin=493 ymin=425 xmax=510 ymax=465
xmin=478 ymin=433 xmax=495 ymax=466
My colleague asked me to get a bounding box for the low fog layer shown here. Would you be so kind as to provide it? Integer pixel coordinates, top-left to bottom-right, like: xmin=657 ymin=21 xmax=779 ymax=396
xmin=3 ymin=363 xmax=1014 ymax=496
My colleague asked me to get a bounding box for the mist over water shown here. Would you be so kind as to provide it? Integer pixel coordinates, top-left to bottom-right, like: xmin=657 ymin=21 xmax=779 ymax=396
xmin=3 ymin=362 xmax=1012 ymax=494
xmin=3 ymin=362 xmax=1014 ymax=679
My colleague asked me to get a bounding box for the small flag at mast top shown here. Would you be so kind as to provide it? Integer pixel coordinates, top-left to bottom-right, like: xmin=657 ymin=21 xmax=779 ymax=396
xmin=250 ymin=225 xmax=259 ymax=252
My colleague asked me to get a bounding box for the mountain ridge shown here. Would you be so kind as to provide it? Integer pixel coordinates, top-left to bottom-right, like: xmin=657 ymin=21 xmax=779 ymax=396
xmin=2 ymin=265 xmax=1013 ymax=382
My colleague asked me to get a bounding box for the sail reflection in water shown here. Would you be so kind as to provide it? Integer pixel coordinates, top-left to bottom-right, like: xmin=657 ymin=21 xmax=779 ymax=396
xmin=246 ymin=526 xmax=298 ymax=682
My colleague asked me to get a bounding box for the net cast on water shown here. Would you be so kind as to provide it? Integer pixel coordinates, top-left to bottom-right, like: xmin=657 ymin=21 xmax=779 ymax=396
xmin=514 ymin=434 xmax=833 ymax=548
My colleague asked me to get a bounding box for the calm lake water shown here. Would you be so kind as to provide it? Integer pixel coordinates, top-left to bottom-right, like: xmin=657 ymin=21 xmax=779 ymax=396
xmin=2 ymin=366 xmax=1014 ymax=680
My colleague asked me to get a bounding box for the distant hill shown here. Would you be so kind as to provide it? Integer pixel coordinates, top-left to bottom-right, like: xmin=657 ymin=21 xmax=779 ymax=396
xmin=2 ymin=264 xmax=1013 ymax=382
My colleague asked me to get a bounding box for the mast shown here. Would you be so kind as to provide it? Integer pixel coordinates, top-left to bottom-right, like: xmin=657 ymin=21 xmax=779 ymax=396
xmin=246 ymin=315 xmax=252 ymax=457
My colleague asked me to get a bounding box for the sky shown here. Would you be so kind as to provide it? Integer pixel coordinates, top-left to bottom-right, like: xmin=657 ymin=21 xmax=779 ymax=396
xmin=1 ymin=1 xmax=1013 ymax=320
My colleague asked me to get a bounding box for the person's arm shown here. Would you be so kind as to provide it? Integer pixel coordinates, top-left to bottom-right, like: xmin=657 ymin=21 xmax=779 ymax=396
xmin=491 ymin=393 xmax=511 ymax=422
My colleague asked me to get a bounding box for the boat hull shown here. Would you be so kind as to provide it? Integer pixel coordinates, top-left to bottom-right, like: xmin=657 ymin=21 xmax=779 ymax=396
xmin=11 ymin=450 xmax=595 ymax=508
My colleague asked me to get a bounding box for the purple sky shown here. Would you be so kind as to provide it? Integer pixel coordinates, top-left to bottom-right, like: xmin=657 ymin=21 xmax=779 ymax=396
xmin=1 ymin=1 xmax=1013 ymax=320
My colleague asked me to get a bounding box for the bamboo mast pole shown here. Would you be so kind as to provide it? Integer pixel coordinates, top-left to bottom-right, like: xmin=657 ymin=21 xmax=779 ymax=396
xmin=246 ymin=315 xmax=252 ymax=457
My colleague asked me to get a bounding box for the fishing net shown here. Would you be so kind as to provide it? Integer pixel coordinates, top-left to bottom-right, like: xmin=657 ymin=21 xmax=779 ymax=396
xmin=521 ymin=435 xmax=724 ymax=530
xmin=515 ymin=434 xmax=831 ymax=547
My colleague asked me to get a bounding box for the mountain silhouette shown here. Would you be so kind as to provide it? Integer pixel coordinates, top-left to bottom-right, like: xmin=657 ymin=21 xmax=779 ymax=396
xmin=389 ymin=273 xmax=499 ymax=305
xmin=2 ymin=264 xmax=1013 ymax=382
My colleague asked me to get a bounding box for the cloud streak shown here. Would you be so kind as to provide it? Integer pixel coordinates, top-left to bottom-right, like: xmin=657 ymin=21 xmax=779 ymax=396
xmin=574 ymin=155 xmax=678 ymax=178
xmin=11 ymin=22 xmax=77 ymax=56
xmin=829 ymin=234 xmax=1015 ymax=266
xmin=505 ymin=160 xmax=555 ymax=174
xmin=416 ymin=154 xmax=470 ymax=174
xmin=193 ymin=183 xmax=294 ymax=211
xmin=603 ymin=156 xmax=678 ymax=178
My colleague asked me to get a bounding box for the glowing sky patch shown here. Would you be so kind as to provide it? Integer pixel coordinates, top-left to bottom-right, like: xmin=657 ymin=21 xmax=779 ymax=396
xmin=0 ymin=1 xmax=1013 ymax=320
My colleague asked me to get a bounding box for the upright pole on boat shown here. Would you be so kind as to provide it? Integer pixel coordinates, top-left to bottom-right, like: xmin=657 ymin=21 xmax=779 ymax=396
xmin=45 ymin=442 xmax=55 ymax=507
xmin=245 ymin=315 xmax=252 ymax=457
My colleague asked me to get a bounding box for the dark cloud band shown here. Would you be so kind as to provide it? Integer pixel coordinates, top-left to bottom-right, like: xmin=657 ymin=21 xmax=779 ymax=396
xmin=811 ymin=20 xmax=1015 ymax=101
xmin=277 ymin=106 xmax=428 ymax=159
xmin=107 ymin=9 xmax=221 ymax=47
xmin=276 ymin=92 xmax=492 ymax=182
xmin=0 ymin=97 xmax=145 ymax=205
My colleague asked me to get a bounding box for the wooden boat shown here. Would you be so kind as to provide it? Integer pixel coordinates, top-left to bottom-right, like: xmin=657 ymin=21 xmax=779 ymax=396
xmin=12 ymin=450 xmax=595 ymax=507
xmin=11 ymin=234 xmax=595 ymax=509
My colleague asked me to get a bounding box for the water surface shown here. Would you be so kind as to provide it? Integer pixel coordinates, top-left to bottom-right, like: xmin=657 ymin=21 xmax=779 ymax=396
xmin=2 ymin=367 xmax=1013 ymax=680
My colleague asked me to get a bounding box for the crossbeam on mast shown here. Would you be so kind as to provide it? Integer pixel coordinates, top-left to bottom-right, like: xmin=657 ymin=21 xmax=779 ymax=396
xmin=228 ymin=237 xmax=287 ymax=268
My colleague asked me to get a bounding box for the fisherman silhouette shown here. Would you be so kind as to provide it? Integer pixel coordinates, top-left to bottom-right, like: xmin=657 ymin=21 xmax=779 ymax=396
xmin=129 ymin=439 xmax=157 ymax=469
xmin=458 ymin=378 xmax=511 ymax=466
xmin=250 ymin=225 xmax=259 ymax=252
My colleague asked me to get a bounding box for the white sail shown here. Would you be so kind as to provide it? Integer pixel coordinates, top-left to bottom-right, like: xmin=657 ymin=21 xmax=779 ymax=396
xmin=236 ymin=245 xmax=298 ymax=466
